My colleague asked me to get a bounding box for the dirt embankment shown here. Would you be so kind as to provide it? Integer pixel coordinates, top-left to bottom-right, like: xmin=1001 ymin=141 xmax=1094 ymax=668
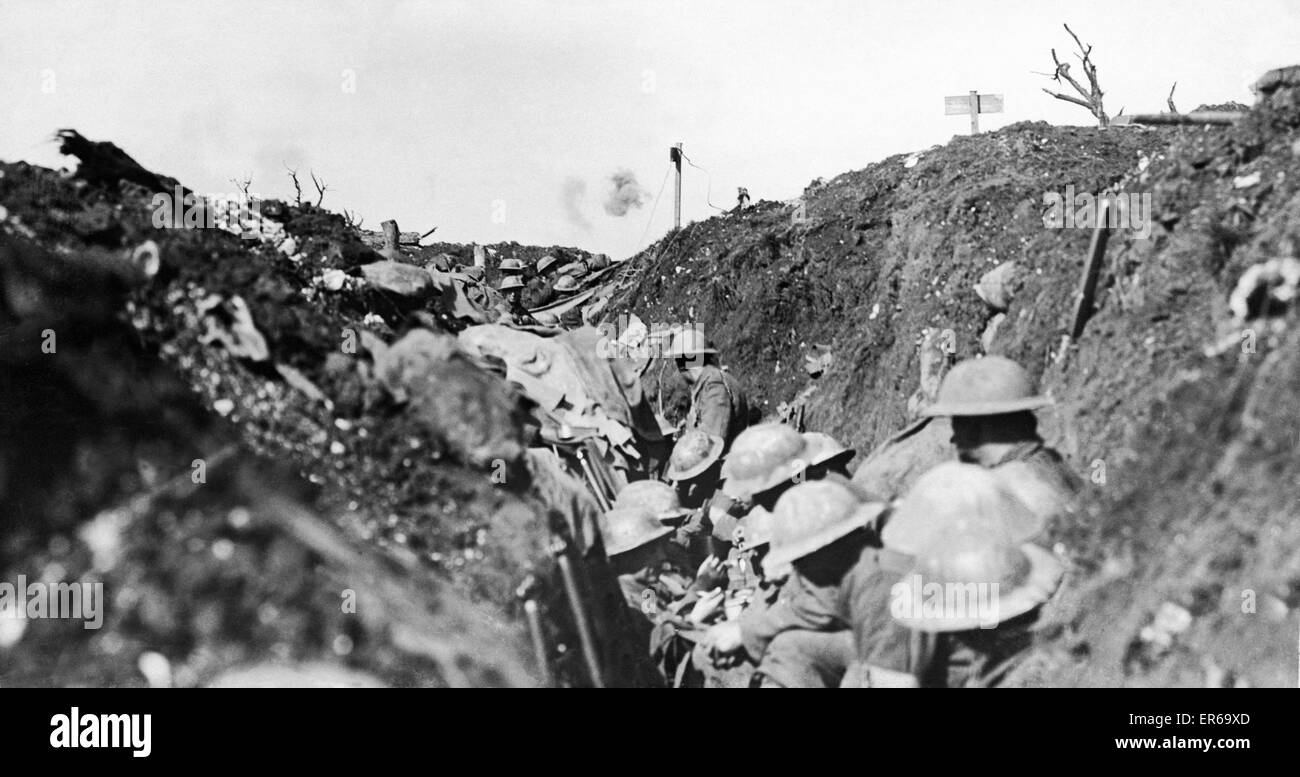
xmin=4 ymin=76 xmax=1299 ymax=688
xmin=610 ymin=80 xmax=1300 ymax=686
xmin=0 ymin=143 xmax=621 ymax=686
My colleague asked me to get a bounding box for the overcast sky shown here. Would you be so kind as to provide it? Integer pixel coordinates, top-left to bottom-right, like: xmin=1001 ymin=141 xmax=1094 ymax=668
xmin=3 ymin=0 xmax=1298 ymax=257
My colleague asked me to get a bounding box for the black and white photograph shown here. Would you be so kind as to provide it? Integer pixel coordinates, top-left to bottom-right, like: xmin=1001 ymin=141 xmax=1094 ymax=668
xmin=1 ymin=0 xmax=1298 ymax=752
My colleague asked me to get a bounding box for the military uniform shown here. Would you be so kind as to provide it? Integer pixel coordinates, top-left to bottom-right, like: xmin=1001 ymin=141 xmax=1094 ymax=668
xmin=668 ymin=507 xmax=713 ymax=568
xmin=685 ymin=365 xmax=750 ymax=452
xmin=617 ymin=566 xmax=712 ymax=687
xmin=696 ymin=569 xmax=782 ymax=688
xmin=521 ymin=276 xmax=556 ymax=310
xmin=852 ymin=462 xmax=1068 ymax=687
xmin=844 ymin=594 xmax=1050 ymax=688
xmin=712 ymin=477 xmax=889 ymax=688
xmin=738 ymin=563 xmax=858 ymax=687
xmin=907 ymin=610 xmax=1045 ymax=687
xmin=830 ymin=542 xmax=1050 ymax=689
xmin=991 ymin=440 xmax=1083 ymax=529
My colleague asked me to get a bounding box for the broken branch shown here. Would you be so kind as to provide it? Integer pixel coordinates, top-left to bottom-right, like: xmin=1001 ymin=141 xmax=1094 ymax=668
xmin=284 ymin=163 xmax=302 ymax=206
xmin=310 ymin=171 xmax=328 ymax=207
xmin=230 ymin=174 xmax=252 ymax=199
xmin=1041 ymin=24 xmax=1109 ymax=127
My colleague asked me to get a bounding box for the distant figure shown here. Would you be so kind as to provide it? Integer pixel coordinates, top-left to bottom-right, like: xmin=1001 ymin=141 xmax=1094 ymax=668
xmin=522 ymin=254 xmax=560 ymax=309
xmin=496 ymin=275 xmax=537 ymax=326
xmin=736 ymin=187 xmax=751 ymax=212
xmin=667 ymin=328 xmax=750 ymax=452
xmin=553 ymin=275 xmax=581 ymax=296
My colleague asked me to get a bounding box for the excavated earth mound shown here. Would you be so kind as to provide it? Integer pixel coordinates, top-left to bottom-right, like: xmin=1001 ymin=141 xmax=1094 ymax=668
xmin=4 ymin=72 xmax=1300 ymax=688
xmin=0 ymin=145 xmax=633 ymax=687
xmin=609 ymin=77 xmax=1300 ymax=687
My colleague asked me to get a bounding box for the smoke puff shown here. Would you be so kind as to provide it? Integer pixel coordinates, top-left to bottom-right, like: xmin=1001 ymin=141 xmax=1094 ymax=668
xmin=603 ymin=169 xmax=648 ymax=217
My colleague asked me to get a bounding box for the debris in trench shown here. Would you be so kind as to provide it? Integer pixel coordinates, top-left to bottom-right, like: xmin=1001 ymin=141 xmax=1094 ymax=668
xmin=358 ymin=260 xmax=437 ymax=298
xmin=198 ymin=294 xmax=270 ymax=362
xmin=1228 ymin=256 xmax=1300 ymax=321
xmin=974 ymin=260 xmax=1019 ymax=312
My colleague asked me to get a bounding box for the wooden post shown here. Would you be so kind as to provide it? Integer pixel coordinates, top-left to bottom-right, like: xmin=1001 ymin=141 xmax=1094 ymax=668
xmin=381 ymin=219 xmax=400 ymax=252
xmin=670 ymin=142 xmax=683 ymax=230
xmin=947 ymin=92 xmax=1003 ymax=135
xmin=379 ymin=219 xmax=402 ymax=261
xmin=1069 ymin=198 xmax=1112 ymax=340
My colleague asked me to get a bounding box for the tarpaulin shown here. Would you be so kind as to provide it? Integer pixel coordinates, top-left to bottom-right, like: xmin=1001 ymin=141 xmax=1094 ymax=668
xmin=457 ymin=324 xmax=663 ymax=471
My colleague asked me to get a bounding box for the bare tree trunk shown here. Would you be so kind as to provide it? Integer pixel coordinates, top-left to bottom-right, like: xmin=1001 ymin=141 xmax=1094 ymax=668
xmin=284 ymin=164 xmax=302 ymax=206
xmin=1039 ymin=23 xmax=1109 ymax=127
xmin=381 ymin=219 xmax=400 ymax=252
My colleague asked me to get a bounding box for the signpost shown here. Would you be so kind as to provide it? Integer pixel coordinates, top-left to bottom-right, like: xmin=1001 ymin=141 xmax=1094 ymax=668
xmin=670 ymin=142 xmax=683 ymax=230
xmin=945 ymin=91 xmax=1004 ymax=133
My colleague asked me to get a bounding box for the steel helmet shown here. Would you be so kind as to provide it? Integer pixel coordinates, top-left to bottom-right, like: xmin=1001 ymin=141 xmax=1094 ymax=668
xmin=720 ymin=423 xmax=810 ymax=500
xmin=497 ymin=275 xmax=524 ymax=292
xmin=762 ymin=476 xmax=886 ymax=575
xmin=600 ymin=505 xmax=673 ymax=557
xmin=499 ymin=257 xmax=524 ymax=274
xmin=536 ymin=254 xmax=560 ymax=274
xmin=558 ymin=260 xmax=588 ymax=277
xmin=553 ymin=275 xmax=581 ymax=293
xmin=612 ymin=480 xmax=692 ymax=524
xmin=892 ymin=528 xmax=1065 ymax=632
xmin=665 ymin=326 xmax=717 ymax=358
xmin=882 ymin=461 xmax=1045 ymax=555
xmin=801 ymin=432 xmax=856 ymax=470
xmin=666 ymin=430 xmax=725 ymax=481
xmin=922 ymin=356 xmax=1052 ymax=417
xmin=462 ymin=265 xmax=485 ymax=282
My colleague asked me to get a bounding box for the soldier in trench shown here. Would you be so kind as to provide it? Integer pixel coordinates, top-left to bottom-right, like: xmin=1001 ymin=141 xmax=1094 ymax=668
xmin=522 ymin=254 xmax=560 ymax=309
xmin=854 ymin=462 xmax=1067 ymax=687
xmin=667 ymin=328 xmax=751 ymax=453
xmin=496 ymin=275 xmax=538 ymax=326
xmin=599 ymin=500 xmax=728 ymax=686
xmin=920 ymin=355 xmax=1082 ymax=531
xmin=698 ymin=476 xmax=889 ymax=688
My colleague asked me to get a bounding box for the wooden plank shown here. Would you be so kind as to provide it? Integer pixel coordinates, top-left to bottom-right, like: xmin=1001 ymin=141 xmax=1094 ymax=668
xmin=1069 ymin=199 xmax=1112 ymax=340
xmin=978 ymin=94 xmax=1004 ymax=113
xmin=1118 ymin=111 xmax=1243 ymax=126
xmin=945 ymin=95 xmax=973 ymax=115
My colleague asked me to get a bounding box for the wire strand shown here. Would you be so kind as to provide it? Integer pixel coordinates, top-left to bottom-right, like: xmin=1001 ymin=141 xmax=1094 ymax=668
xmin=680 ymin=151 xmax=729 ymax=213
xmin=634 ymin=162 xmax=673 ymax=255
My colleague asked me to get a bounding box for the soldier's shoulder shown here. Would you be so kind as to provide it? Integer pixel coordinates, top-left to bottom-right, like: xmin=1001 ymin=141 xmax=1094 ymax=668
xmin=848 ymin=544 xmax=912 ymax=590
xmin=1019 ymin=445 xmax=1083 ymax=490
xmin=995 ymin=452 xmax=1081 ymax=521
xmin=720 ymin=366 xmax=746 ymax=387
